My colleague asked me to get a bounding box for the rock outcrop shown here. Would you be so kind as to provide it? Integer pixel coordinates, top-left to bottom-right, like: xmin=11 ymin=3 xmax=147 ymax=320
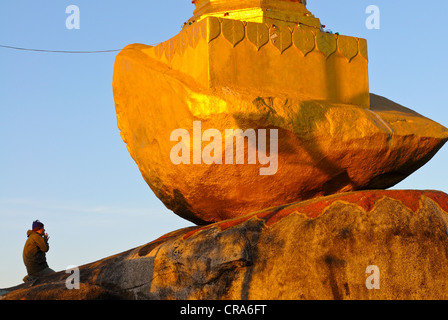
xmin=3 ymin=190 xmax=448 ymax=300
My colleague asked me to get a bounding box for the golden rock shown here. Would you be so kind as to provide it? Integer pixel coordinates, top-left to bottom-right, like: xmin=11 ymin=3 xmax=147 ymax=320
xmin=112 ymin=2 xmax=448 ymax=225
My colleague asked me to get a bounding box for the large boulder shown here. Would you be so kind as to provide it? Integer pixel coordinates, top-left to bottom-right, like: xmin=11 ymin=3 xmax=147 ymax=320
xmin=112 ymin=11 xmax=448 ymax=225
xmin=112 ymin=40 xmax=448 ymax=225
xmin=3 ymin=190 xmax=448 ymax=300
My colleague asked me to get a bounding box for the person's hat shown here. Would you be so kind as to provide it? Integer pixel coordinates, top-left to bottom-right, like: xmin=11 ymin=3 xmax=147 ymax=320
xmin=32 ymin=220 xmax=44 ymax=231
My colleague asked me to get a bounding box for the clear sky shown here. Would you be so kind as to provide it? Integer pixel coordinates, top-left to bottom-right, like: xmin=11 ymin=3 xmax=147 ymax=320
xmin=1 ymin=0 xmax=447 ymax=289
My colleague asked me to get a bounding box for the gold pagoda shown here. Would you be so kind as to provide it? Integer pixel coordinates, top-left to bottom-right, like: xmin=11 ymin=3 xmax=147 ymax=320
xmin=190 ymin=0 xmax=321 ymax=29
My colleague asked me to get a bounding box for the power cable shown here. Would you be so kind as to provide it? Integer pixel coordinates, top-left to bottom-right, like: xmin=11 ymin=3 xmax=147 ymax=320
xmin=0 ymin=44 xmax=121 ymax=54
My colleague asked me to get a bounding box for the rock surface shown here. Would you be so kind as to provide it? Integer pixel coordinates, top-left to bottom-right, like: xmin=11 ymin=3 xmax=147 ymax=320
xmin=3 ymin=190 xmax=448 ymax=300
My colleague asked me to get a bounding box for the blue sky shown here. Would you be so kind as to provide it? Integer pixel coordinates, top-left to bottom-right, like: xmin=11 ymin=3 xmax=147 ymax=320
xmin=1 ymin=1 xmax=447 ymax=288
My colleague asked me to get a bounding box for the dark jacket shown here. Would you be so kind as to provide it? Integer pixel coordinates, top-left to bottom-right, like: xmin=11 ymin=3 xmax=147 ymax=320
xmin=23 ymin=230 xmax=49 ymax=276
